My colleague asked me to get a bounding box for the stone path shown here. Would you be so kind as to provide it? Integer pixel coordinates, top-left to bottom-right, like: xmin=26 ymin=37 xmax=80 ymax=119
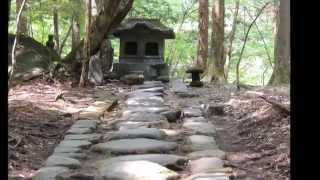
xmin=33 ymin=81 xmax=232 ymax=180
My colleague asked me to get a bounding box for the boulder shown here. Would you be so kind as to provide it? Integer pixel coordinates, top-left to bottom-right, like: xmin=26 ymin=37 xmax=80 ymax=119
xmin=33 ymin=166 xmax=69 ymax=180
xmin=121 ymin=73 xmax=144 ymax=85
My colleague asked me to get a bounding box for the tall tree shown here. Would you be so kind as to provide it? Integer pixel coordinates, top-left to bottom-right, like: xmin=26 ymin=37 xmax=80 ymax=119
xmin=204 ymin=0 xmax=225 ymax=83
xmin=268 ymin=0 xmax=290 ymax=85
xmin=16 ymin=0 xmax=28 ymax=35
xmin=196 ymin=0 xmax=209 ymax=69
xmin=53 ymin=0 xmax=60 ymax=52
xmin=79 ymin=0 xmax=92 ymax=87
xmin=63 ymin=0 xmax=134 ymax=63
xmin=9 ymin=0 xmax=27 ymax=86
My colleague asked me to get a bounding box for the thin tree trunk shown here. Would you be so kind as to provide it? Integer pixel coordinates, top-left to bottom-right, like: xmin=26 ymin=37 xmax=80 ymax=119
xmin=268 ymin=0 xmax=290 ymax=85
xmin=196 ymin=0 xmax=209 ymax=69
xmin=59 ymin=19 xmax=73 ymax=56
xmin=79 ymin=0 xmax=92 ymax=87
xmin=235 ymin=3 xmax=270 ymax=90
xmin=16 ymin=0 xmax=28 ymax=35
xmin=225 ymin=0 xmax=240 ymax=80
xmin=53 ymin=1 xmax=59 ymax=52
xmin=9 ymin=0 xmax=27 ymax=86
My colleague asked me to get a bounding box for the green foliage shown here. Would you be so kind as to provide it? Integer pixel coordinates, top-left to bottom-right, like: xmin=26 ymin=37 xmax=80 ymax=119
xmin=9 ymin=0 xmax=277 ymax=86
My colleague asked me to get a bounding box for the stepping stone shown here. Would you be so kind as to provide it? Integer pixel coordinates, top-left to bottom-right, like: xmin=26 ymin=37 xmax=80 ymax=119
xmin=91 ymin=138 xmax=177 ymax=154
xmin=186 ymin=173 xmax=230 ymax=180
xmin=33 ymin=166 xmax=69 ymax=180
xmin=96 ymin=154 xmax=187 ymax=167
xmin=126 ymin=91 xmax=164 ymax=98
xmin=97 ymin=160 xmax=179 ymax=180
xmin=64 ymin=133 xmax=102 ymax=143
xmin=126 ymin=97 xmax=164 ymax=107
xmin=183 ymin=121 xmax=216 ymax=136
xmin=187 ymin=150 xmax=226 ymax=160
xmin=57 ymin=172 xmax=95 ymax=180
xmin=135 ymin=87 xmax=165 ymax=93
xmin=54 ymin=146 xmax=82 ymax=153
xmin=184 ymin=117 xmax=207 ymax=123
xmin=121 ymin=112 xmax=166 ymax=122
xmin=133 ymin=84 xmax=164 ymax=89
xmin=107 ymin=128 xmax=166 ymax=140
xmin=171 ymin=79 xmax=188 ymax=93
xmin=66 ymin=127 xmax=93 ymax=134
xmin=116 ymin=120 xmax=169 ymax=130
xmin=58 ymin=140 xmax=92 ymax=149
xmin=189 ymin=157 xmax=224 ymax=173
xmin=53 ymin=152 xmax=87 ymax=160
xmin=45 ymin=155 xmax=81 ymax=169
xmin=187 ymin=135 xmax=218 ymax=151
xmin=183 ymin=108 xmax=203 ymax=117
xmin=71 ymin=120 xmax=98 ymax=130
xmin=123 ymin=106 xmax=170 ymax=115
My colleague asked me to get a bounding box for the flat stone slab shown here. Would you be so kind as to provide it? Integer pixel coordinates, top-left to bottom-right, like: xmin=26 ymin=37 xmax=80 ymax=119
xmin=97 ymin=154 xmax=187 ymax=167
xmin=126 ymin=97 xmax=164 ymax=107
xmin=97 ymin=160 xmax=179 ymax=180
xmin=107 ymin=128 xmax=166 ymax=140
xmin=116 ymin=120 xmax=169 ymax=130
xmin=183 ymin=108 xmax=203 ymax=117
xmin=187 ymin=135 xmax=218 ymax=151
xmin=66 ymin=127 xmax=93 ymax=134
xmin=123 ymin=106 xmax=170 ymax=115
xmin=171 ymin=79 xmax=188 ymax=93
xmin=92 ymin=138 xmax=177 ymax=154
xmin=54 ymin=146 xmax=82 ymax=153
xmin=71 ymin=120 xmax=98 ymax=130
xmin=121 ymin=112 xmax=166 ymax=122
xmin=186 ymin=173 xmax=230 ymax=180
xmin=64 ymin=133 xmax=102 ymax=143
xmin=45 ymin=155 xmax=81 ymax=169
xmin=184 ymin=117 xmax=207 ymax=123
xmin=33 ymin=166 xmax=69 ymax=180
xmin=183 ymin=121 xmax=216 ymax=135
xmin=53 ymin=152 xmax=87 ymax=160
xmin=58 ymin=140 xmax=92 ymax=149
xmin=134 ymin=87 xmax=165 ymax=93
xmin=126 ymin=91 xmax=164 ymax=98
xmin=189 ymin=157 xmax=224 ymax=173
xmin=187 ymin=150 xmax=226 ymax=160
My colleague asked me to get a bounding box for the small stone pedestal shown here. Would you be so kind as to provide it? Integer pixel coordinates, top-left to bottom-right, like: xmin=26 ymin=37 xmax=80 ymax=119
xmin=186 ymin=67 xmax=204 ymax=87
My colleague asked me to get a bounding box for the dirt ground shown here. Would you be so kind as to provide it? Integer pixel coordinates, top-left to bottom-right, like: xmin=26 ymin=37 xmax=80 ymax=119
xmin=8 ymin=79 xmax=122 ymax=178
xmin=173 ymin=84 xmax=290 ymax=180
xmin=8 ymin=80 xmax=290 ymax=179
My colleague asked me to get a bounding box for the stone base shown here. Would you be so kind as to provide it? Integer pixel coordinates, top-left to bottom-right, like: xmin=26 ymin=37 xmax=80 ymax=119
xmin=189 ymin=81 xmax=203 ymax=87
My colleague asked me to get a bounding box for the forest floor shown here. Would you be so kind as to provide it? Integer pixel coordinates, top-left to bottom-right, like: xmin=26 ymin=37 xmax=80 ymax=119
xmin=8 ymin=79 xmax=290 ymax=179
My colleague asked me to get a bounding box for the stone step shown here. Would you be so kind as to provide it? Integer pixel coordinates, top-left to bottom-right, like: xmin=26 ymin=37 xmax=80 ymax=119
xmin=96 ymin=154 xmax=187 ymax=167
xmin=106 ymin=127 xmax=166 ymax=140
xmin=97 ymin=160 xmax=179 ymax=180
xmin=187 ymin=135 xmax=218 ymax=151
xmin=183 ymin=121 xmax=216 ymax=136
xmin=91 ymin=138 xmax=177 ymax=155
xmin=171 ymin=79 xmax=188 ymax=93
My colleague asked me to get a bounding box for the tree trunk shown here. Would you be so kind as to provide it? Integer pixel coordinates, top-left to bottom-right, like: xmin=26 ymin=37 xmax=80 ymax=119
xmin=59 ymin=18 xmax=73 ymax=56
xmin=196 ymin=0 xmax=209 ymax=69
xmin=69 ymin=15 xmax=82 ymax=79
xmin=9 ymin=0 xmax=27 ymax=86
xmin=225 ymin=0 xmax=240 ymax=80
xmin=16 ymin=0 xmax=28 ymax=35
xmin=63 ymin=0 xmax=134 ymax=63
xmin=79 ymin=0 xmax=92 ymax=87
xmin=204 ymin=0 xmax=225 ymax=83
xmin=235 ymin=3 xmax=270 ymax=90
xmin=268 ymin=0 xmax=290 ymax=85
xmin=53 ymin=1 xmax=60 ymax=52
